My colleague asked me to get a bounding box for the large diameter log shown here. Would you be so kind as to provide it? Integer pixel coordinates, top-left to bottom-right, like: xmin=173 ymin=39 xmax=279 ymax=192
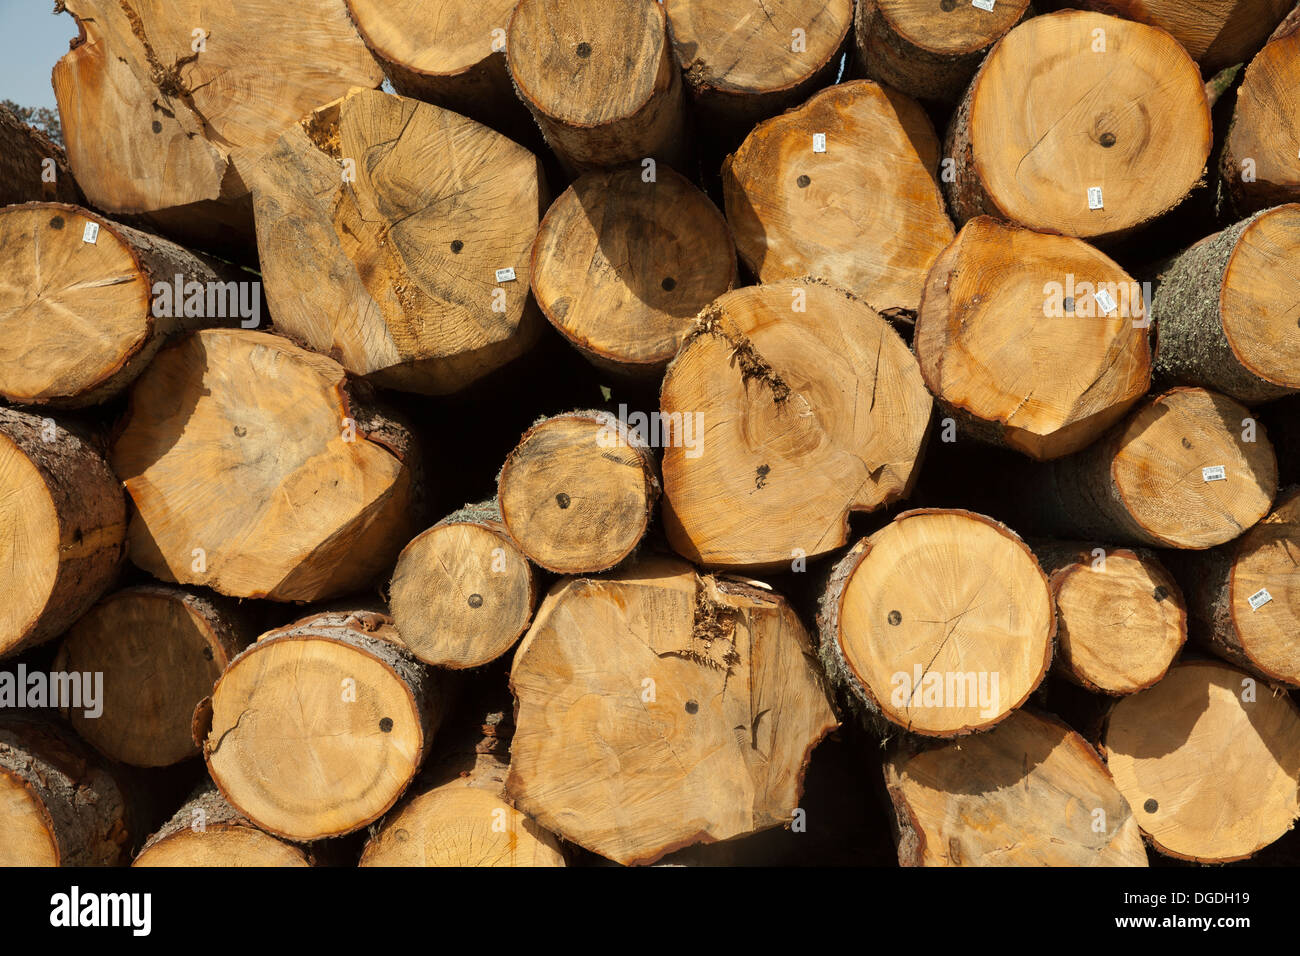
xmin=916 ymin=217 xmax=1151 ymax=460
xmin=817 ymin=509 xmax=1054 ymax=737
xmin=1028 ymin=387 xmax=1277 ymax=549
xmin=506 ymin=0 xmax=687 ymax=174
xmin=507 ymin=556 xmax=837 ymax=865
xmin=498 ymin=411 xmax=661 ymax=574
xmin=1033 ymin=543 xmax=1185 ymax=695
xmin=0 ymin=718 xmax=130 ymax=866
xmin=664 ymin=0 xmax=852 ymax=136
xmin=1103 ymin=659 xmax=1300 ymax=862
xmin=388 ymin=500 xmax=538 ymax=669
xmin=723 ymin=79 xmax=954 ymax=315
xmin=944 ymin=11 xmax=1211 ymax=242
xmin=204 ymin=611 xmax=444 ymax=841
xmin=133 ymin=784 xmax=312 ymax=867
xmin=0 ymin=202 xmax=247 ymax=407
xmin=252 ymin=89 xmax=543 ymax=395
xmin=1152 ymin=204 xmax=1300 ymax=403
xmin=52 ymin=585 xmax=252 ymax=767
xmin=52 ymin=0 xmax=382 ymax=251
xmin=885 ymin=709 xmax=1147 ymax=866
xmin=531 ymin=165 xmax=736 ymax=377
xmin=0 ymin=104 xmax=81 ymax=205
xmin=109 ymin=329 xmax=417 ymax=602
xmin=660 ymin=280 xmax=932 ymax=570
xmin=0 ymin=407 xmax=125 ymax=660
xmin=854 ymin=0 xmax=1030 ymax=105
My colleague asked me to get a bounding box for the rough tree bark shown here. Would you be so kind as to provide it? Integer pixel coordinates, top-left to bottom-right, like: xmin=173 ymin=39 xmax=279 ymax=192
xmin=0 ymin=104 xmax=82 ymax=205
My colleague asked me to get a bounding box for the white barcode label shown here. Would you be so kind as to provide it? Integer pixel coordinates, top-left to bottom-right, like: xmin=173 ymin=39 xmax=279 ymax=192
xmin=1248 ymin=588 xmax=1273 ymax=611
xmin=972 ymin=0 xmax=996 ymax=10
xmin=1087 ymin=187 xmax=1104 ymax=210
xmin=812 ymin=133 xmax=826 ymax=153
xmin=1094 ymin=289 xmax=1117 ymax=314
xmin=494 ymin=267 xmax=516 ymax=283
xmin=1202 ymin=465 xmax=1227 ymax=482
xmin=82 ymin=222 xmax=99 ymax=244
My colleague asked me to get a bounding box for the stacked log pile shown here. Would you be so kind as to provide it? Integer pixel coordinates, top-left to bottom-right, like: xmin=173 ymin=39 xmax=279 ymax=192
xmin=1 ymin=0 xmax=1299 ymax=869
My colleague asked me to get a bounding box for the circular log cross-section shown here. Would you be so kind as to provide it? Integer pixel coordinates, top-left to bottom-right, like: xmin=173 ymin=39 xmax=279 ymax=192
xmin=498 ymin=412 xmax=660 ymax=575
xmin=724 ymin=79 xmax=954 ymax=314
xmin=944 ymin=11 xmax=1211 ymax=242
xmin=885 ymin=709 xmax=1147 ymax=866
xmin=1104 ymin=660 xmax=1300 ymax=862
xmin=1153 ymin=205 xmax=1300 ymax=404
xmin=916 ymin=216 xmax=1152 ymax=459
xmin=253 ymin=89 xmax=542 ymax=395
xmin=818 ymin=510 xmax=1055 ymax=737
xmin=110 ymin=329 xmax=416 ymax=602
xmin=507 ymin=0 xmax=686 ymax=173
xmin=531 ymin=165 xmax=736 ymax=377
xmin=133 ymin=785 xmax=312 ymax=867
xmin=660 ymin=279 xmax=932 ymax=570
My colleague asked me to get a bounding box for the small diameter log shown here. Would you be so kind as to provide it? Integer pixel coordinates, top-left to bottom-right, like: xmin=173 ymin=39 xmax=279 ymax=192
xmin=660 ymin=279 xmax=932 ymax=570
xmin=916 ymin=217 xmax=1152 ymax=460
xmin=724 ymin=79 xmax=954 ymax=314
xmin=944 ymin=10 xmax=1211 ymax=242
xmin=1221 ymin=10 xmax=1300 ymax=214
xmin=1103 ymin=659 xmax=1300 ymax=862
xmin=854 ymin=0 xmax=1030 ymax=105
xmin=0 ymin=104 xmax=81 ymax=205
xmin=133 ymin=784 xmax=312 ymax=867
xmin=1030 ymin=387 xmax=1277 ymax=549
xmin=507 ymin=556 xmax=837 ymax=865
xmin=388 ymin=500 xmax=538 ymax=669
xmin=0 ymin=202 xmax=246 ymax=407
xmin=0 ymin=718 xmax=130 ymax=866
xmin=110 ymin=329 xmax=416 ymax=602
xmin=203 ymin=610 xmax=444 ymax=842
xmin=1033 ymin=543 xmax=1185 ymax=695
xmin=0 ymin=407 xmax=125 ymax=660
xmin=885 ymin=709 xmax=1147 ymax=866
xmin=498 ymin=411 xmax=661 ymax=575
xmin=1152 ymin=204 xmax=1300 ymax=403
xmin=817 ymin=509 xmax=1054 ymax=737
xmin=52 ymin=585 xmax=253 ymax=767
xmin=252 ymin=89 xmax=543 ymax=395
xmin=506 ymin=0 xmax=687 ymax=174
xmin=664 ymin=0 xmax=853 ymax=136
xmin=531 ymin=164 xmax=737 ymax=377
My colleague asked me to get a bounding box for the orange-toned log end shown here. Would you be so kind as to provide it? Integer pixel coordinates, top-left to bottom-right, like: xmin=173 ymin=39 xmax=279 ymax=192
xmin=133 ymin=784 xmax=312 ymax=866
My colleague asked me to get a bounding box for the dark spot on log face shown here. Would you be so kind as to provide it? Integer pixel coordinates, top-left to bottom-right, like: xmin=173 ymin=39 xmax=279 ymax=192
xmin=233 ymin=425 xmax=246 ymax=437
xmin=556 ymin=492 xmax=571 ymax=509
xmin=940 ymin=0 xmax=957 ymax=10
xmin=203 ymin=646 xmax=214 ymax=660
xmin=1099 ymin=132 xmax=1116 ymax=148
xmin=468 ymin=593 xmax=483 ymax=608
xmin=450 ymin=239 xmax=463 ymax=253
xmin=755 ymin=464 xmax=770 ymax=489
xmin=1181 ymin=437 xmax=1192 ymax=449
xmin=576 ymin=42 xmax=591 ymax=58
xmin=151 ymin=120 xmax=162 ymax=134
xmin=49 ymin=216 xmax=64 ymax=230
xmin=685 ymin=700 xmax=699 ymax=714
xmin=1153 ymin=585 xmax=1168 ymax=602
xmin=888 ymin=610 xmax=902 ymax=626
xmin=796 ymin=174 xmax=810 ymax=188
xmin=1063 ymin=297 xmax=1075 ymax=312
xmin=394 ymin=828 xmax=410 ymax=842
xmin=379 ymin=717 xmax=394 ymax=733
xmin=1143 ymin=798 xmax=1158 ymax=813
xmin=661 ymin=277 xmax=676 ymax=291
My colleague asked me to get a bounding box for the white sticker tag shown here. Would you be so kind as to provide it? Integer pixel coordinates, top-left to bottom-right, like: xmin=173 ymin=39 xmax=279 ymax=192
xmin=972 ymin=0 xmax=996 ymax=10
xmin=1202 ymin=465 xmax=1227 ymax=482
xmin=82 ymin=222 xmax=99 ymax=244
xmin=1087 ymin=187 xmax=1104 ymax=210
xmin=1248 ymin=588 xmax=1273 ymax=611
xmin=1094 ymin=288 xmax=1117 ymax=314
xmin=494 ymin=267 xmax=516 ymax=283
xmin=812 ymin=133 xmax=826 ymax=153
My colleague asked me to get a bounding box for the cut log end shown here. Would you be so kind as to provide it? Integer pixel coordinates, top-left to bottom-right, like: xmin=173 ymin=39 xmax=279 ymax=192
xmin=133 ymin=786 xmax=311 ymax=866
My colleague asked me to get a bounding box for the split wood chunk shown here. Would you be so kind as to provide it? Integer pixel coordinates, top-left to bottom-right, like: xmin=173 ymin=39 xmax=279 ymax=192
xmin=944 ymin=10 xmax=1211 ymax=242
xmin=52 ymin=0 xmax=382 ymax=245
xmin=252 ymin=89 xmax=543 ymax=395
xmin=507 ymin=0 xmax=687 ymax=173
xmin=389 ymin=500 xmax=538 ymax=669
xmin=1034 ymin=387 xmax=1277 ymax=549
xmin=498 ymin=412 xmax=661 ymax=575
xmin=723 ymin=80 xmax=954 ymax=314
xmin=885 ymin=709 xmax=1147 ymax=866
xmin=1221 ymin=11 xmax=1300 ymax=214
xmin=52 ymin=585 xmax=252 ymax=767
xmin=1033 ymin=543 xmax=1185 ymax=696
xmin=531 ymin=165 xmax=737 ymax=377
xmin=0 ymin=407 xmax=125 ymax=661
xmin=0 ymin=105 xmax=81 ymax=205
xmin=854 ymin=0 xmax=1029 ymax=104
xmin=1103 ymin=659 xmax=1300 ymax=862
xmin=660 ymin=279 xmax=932 ymax=570
xmin=204 ymin=611 xmax=443 ymax=841
xmin=1153 ymin=204 xmax=1300 ymax=403
xmin=916 ymin=217 xmax=1152 ymax=460
xmin=110 ymin=329 xmax=416 ymax=602
xmin=0 ymin=718 xmax=130 ymax=866
xmin=507 ymin=556 xmax=837 ymax=865
xmin=664 ymin=0 xmax=852 ymax=134
xmin=817 ymin=509 xmax=1055 ymax=738
xmin=0 ymin=202 xmax=244 ymax=407
xmin=133 ymin=784 xmax=312 ymax=867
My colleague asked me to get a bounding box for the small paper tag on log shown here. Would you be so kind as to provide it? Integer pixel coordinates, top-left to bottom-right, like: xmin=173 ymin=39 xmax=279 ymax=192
xmin=812 ymin=133 xmax=827 ymax=153
xmin=1248 ymin=588 xmax=1273 ymax=611
xmin=1202 ymin=465 xmax=1227 ymax=482
xmin=495 ymin=267 xmax=517 ymax=283
xmin=1087 ymin=187 xmax=1104 ymax=210
xmin=1093 ymin=288 xmax=1117 ymax=314
xmin=972 ymin=0 xmax=996 ymax=10
xmin=82 ymin=222 xmax=99 ymax=244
